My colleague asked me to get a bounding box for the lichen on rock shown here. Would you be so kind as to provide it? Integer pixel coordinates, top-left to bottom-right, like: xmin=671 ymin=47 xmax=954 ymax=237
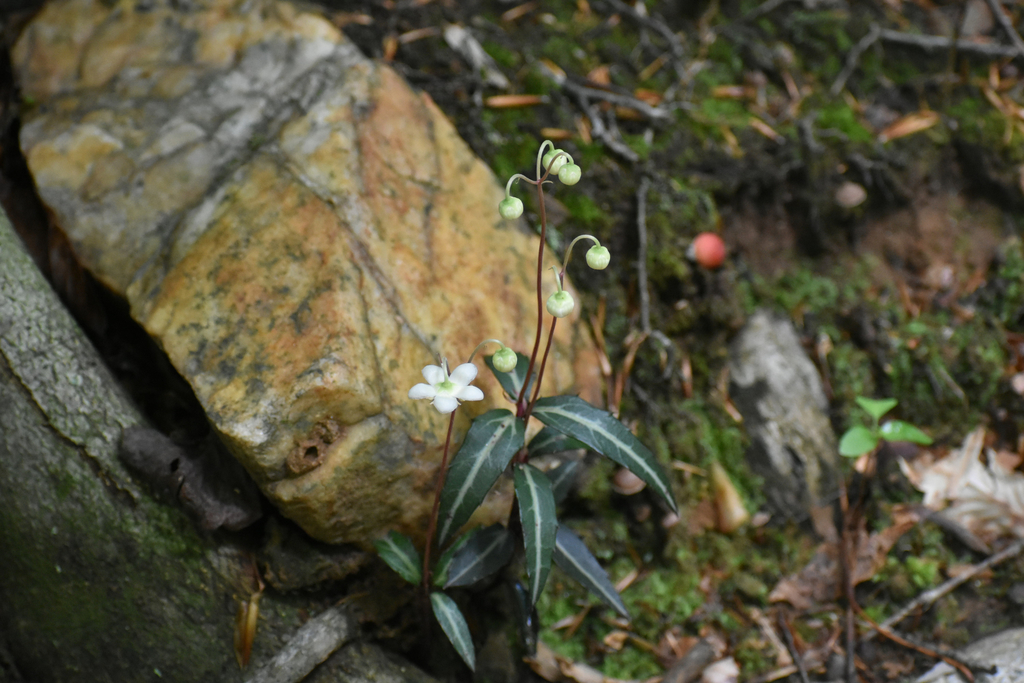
xmin=15 ymin=0 xmax=595 ymax=546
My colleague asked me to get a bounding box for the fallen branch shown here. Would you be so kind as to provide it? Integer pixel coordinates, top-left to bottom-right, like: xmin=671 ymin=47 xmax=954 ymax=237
xmin=855 ymin=605 xmax=976 ymax=682
xmin=867 ymin=540 xmax=1024 ymax=640
xmin=831 ymin=24 xmax=881 ymax=95
xmin=880 ymin=28 xmax=1023 ymax=59
xmin=983 ymin=0 xmax=1024 ymax=57
xmin=245 ymin=605 xmax=356 ymax=683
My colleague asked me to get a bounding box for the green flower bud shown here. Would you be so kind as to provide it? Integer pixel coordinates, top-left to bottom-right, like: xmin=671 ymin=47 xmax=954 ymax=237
xmin=492 ymin=347 xmax=518 ymax=373
xmin=558 ymin=163 xmax=581 ymax=185
xmin=586 ymin=245 xmax=610 ymax=270
xmin=542 ymin=149 xmax=568 ymax=175
xmin=546 ymin=290 xmax=575 ymax=318
xmin=498 ymin=196 xmax=523 ymax=220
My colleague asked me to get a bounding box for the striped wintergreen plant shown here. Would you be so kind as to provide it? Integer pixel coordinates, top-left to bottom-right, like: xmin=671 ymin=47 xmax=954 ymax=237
xmin=374 ymin=140 xmax=677 ymax=672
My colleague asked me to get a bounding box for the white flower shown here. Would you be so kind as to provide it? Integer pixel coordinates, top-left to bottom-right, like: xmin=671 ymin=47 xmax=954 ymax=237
xmin=408 ymin=360 xmax=484 ymax=414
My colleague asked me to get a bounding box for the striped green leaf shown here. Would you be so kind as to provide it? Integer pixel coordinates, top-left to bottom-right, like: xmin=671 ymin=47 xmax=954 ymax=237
xmin=553 ymin=526 xmax=629 ymax=618
xmin=373 ymin=531 xmax=421 ymax=585
xmin=485 ymin=351 xmax=535 ymax=400
xmin=431 ymin=592 xmax=475 ymax=672
xmin=444 ymin=524 xmax=514 ymax=588
xmin=433 ymin=532 xmax=474 ymax=588
xmin=546 ymin=458 xmax=580 ymax=504
xmin=437 ymin=410 xmax=525 ymax=544
xmin=532 ymin=396 xmax=677 ymax=513
xmin=514 ymin=463 xmax=557 ymax=606
xmin=527 ymin=427 xmax=586 ymax=457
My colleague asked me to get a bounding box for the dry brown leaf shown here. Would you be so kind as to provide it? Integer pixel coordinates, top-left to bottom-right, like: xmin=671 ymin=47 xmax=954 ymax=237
xmin=878 ymin=110 xmax=939 ymax=143
xmin=382 ymin=34 xmax=398 ymax=61
xmin=398 ymin=26 xmax=440 ymax=44
xmin=527 ymin=641 xmax=642 ymax=683
xmin=586 ymin=65 xmax=611 ymax=86
xmin=485 ymin=94 xmax=546 ymax=108
xmin=501 ymin=1 xmax=538 ymax=22
xmin=710 ymin=462 xmax=750 ymax=533
xmin=901 ymin=427 xmax=1024 ymax=544
xmin=712 ymin=85 xmax=749 ymax=99
xmin=749 ymin=117 xmax=784 ymax=143
xmin=331 ymin=12 xmax=372 ymax=27
xmin=634 ymin=88 xmax=663 ymax=106
xmin=769 ymin=508 xmax=919 ymax=609
xmin=540 ymin=127 xmax=574 ymax=141
xmin=604 ymin=630 xmax=630 ymax=651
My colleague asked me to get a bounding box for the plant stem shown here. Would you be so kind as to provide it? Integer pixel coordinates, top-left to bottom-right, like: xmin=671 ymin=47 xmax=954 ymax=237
xmin=517 ymin=177 xmax=549 ymax=416
xmin=422 ymin=411 xmax=457 ymax=593
xmin=523 ymin=317 xmax=557 ymax=425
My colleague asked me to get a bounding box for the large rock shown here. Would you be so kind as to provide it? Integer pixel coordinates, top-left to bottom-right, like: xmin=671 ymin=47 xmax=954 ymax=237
xmin=14 ymin=0 xmax=594 ymax=545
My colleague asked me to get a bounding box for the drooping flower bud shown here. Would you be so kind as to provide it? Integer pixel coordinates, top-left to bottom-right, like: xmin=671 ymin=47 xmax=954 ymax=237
xmin=546 ymin=290 xmax=575 ymax=318
xmin=586 ymin=245 xmax=610 ymax=270
xmin=492 ymin=347 xmax=518 ymax=373
xmin=498 ymin=196 xmax=523 ymax=220
xmin=542 ymin=149 xmax=568 ymax=175
xmin=558 ymin=163 xmax=581 ymax=185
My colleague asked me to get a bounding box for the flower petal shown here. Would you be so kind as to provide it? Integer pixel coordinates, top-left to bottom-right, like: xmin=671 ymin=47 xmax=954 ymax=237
xmin=449 ymin=363 xmax=479 ymax=387
xmin=456 ymin=385 xmax=484 ymax=402
xmin=408 ymin=383 xmax=437 ymax=400
xmin=422 ymin=365 xmax=445 ymax=385
xmin=432 ymin=395 xmax=459 ymax=414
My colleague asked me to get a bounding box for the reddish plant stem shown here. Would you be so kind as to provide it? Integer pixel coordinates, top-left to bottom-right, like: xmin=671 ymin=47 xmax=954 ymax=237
xmin=522 ymin=317 xmax=557 ymax=426
xmin=517 ymin=178 xmax=549 ymax=417
xmin=422 ymin=411 xmax=457 ymax=594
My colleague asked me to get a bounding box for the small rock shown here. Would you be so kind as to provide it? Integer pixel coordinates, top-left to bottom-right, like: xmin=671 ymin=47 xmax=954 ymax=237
xmin=835 ymin=181 xmax=867 ymax=209
xmin=728 ymin=309 xmax=840 ymax=537
xmin=915 ymin=628 xmax=1024 ymax=682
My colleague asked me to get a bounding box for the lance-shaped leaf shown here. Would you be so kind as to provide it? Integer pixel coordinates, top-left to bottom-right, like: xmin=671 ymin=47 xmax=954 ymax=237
xmin=553 ymin=526 xmax=629 ymax=618
xmin=433 ymin=531 xmax=475 ymax=588
xmin=373 ymin=531 xmax=421 ymax=585
xmin=438 ymin=410 xmax=525 ymax=544
xmin=532 ymin=396 xmax=678 ymax=513
xmin=431 ymin=592 xmax=475 ymax=672
xmin=528 ymin=427 xmax=586 ymax=458
xmin=546 ymin=458 xmax=581 ymax=504
xmin=880 ymin=420 xmax=933 ymax=445
xmin=514 ymin=463 xmax=557 ymax=606
xmin=485 ymin=351 xmax=535 ymax=401
xmin=445 ymin=524 xmax=515 ymax=588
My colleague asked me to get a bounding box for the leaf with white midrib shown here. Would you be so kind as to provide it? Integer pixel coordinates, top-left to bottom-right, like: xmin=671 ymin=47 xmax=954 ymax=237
xmin=528 ymin=427 xmax=586 ymax=457
xmin=373 ymin=531 xmax=421 ymax=585
xmin=431 ymin=592 xmax=475 ymax=672
xmin=532 ymin=396 xmax=677 ymax=513
xmin=438 ymin=409 xmax=525 ymax=544
xmin=546 ymin=458 xmax=580 ymax=504
xmin=553 ymin=526 xmax=629 ymax=618
xmin=514 ymin=463 xmax=557 ymax=606
xmin=444 ymin=524 xmax=514 ymax=588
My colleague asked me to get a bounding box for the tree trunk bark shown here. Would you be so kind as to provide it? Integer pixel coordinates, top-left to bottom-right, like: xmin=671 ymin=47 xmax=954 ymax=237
xmin=0 ymin=209 xmax=310 ymax=682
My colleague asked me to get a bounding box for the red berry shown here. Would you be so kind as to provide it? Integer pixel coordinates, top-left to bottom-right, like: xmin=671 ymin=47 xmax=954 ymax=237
xmin=692 ymin=232 xmax=726 ymax=269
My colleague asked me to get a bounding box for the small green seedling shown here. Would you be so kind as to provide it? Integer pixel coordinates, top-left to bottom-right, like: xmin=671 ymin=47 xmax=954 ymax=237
xmin=838 ymin=397 xmax=933 ymax=457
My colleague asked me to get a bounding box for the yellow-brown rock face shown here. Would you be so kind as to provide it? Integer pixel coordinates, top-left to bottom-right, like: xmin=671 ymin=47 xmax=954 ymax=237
xmin=15 ymin=0 xmax=593 ymax=545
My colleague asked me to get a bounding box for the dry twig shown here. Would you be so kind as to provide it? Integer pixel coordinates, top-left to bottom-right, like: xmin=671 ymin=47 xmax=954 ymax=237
xmin=866 ymin=540 xmax=1024 ymax=641
xmin=777 ymin=612 xmax=810 ymax=683
xmin=831 ymin=24 xmax=881 ymax=96
xmin=636 ymin=177 xmax=652 ymax=334
xmin=983 ymin=0 xmax=1024 ymax=57
xmin=880 ymin=29 xmax=1022 ymax=59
